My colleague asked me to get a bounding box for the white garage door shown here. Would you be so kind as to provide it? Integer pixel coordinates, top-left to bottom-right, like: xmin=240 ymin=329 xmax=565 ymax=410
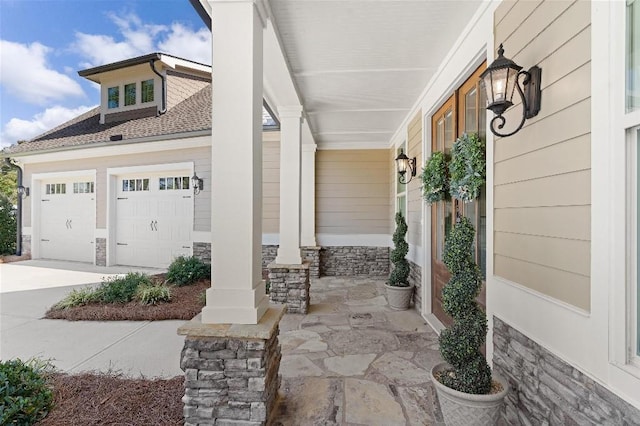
xmin=115 ymin=173 xmax=193 ymax=268
xmin=39 ymin=179 xmax=95 ymax=263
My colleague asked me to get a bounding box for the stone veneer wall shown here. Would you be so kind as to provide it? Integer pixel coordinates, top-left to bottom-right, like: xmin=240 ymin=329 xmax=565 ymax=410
xmin=493 ymin=317 xmax=640 ymax=425
xmin=21 ymin=234 xmax=31 ymax=257
xmin=320 ymin=246 xmax=390 ymax=276
xmin=95 ymin=238 xmax=107 ymax=267
xmin=193 ymin=242 xmax=212 ymax=264
xmin=181 ymin=331 xmax=281 ymax=425
xmin=408 ymin=261 xmax=421 ymax=312
xmin=262 ymin=245 xmax=319 ymax=279
xmin=267 ymin=262 xmax=310 ymax=314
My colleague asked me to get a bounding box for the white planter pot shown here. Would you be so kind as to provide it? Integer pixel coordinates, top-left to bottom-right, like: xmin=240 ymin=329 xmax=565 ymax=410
xmin=384 ymin=283 xmax=414 ymax=310
xmin=431 ymin=362 xmax=509 ymax=426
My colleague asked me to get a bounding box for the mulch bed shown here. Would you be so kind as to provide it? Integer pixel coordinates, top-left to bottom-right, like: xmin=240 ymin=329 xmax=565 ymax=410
xmin=44 ymin=279 xmax=208 ymax=321
xmin=39 ymin=373 xmax=184 ymax=426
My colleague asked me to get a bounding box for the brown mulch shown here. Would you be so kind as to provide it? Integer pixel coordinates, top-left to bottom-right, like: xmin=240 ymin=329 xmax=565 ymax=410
xmin=44 ymin=279 xmax=208 ymax=321
xmin=0 ymin=253 xmax=31 ymax=263
xmin=39 ymin=373 xmax=184 ymax=426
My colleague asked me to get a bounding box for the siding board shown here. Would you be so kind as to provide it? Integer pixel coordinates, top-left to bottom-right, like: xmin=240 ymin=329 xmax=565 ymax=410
xmin=317 ymin=149 xmax=391 ymax=236
xmin=493 ymin=0 xmax=591 ymax=310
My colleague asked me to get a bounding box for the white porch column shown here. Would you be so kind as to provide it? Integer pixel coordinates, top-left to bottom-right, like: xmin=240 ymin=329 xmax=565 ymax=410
xmin=300 ymin=135 xmax=317 ymax=247
xmin=202 ymin=0 xmax=269 ymax=324
xmin=275 ymin=105 xmax=303 ymax=264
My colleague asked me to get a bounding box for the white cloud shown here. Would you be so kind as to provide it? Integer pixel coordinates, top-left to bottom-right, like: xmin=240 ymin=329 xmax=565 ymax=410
xmin=0 ymin=105 xmax=95 ymax=148
xmin=0 ymin=40 xmax=85 ymax=105
xmin=158 ymin=23 xmax=211 ymax=65
xmin=72 ymin=13 xmax=211 ymax=68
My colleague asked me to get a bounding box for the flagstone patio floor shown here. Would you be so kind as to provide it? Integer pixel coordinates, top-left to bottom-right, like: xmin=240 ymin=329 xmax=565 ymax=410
xmin=273 ymin=275 xmax=445 ymax=425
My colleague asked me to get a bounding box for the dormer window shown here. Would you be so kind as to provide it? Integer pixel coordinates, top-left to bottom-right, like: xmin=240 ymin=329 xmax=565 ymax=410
xmin=108 ymin=87 xmax=119 ymax=109
xmin=124 ymin=83 xmax=136 ymax=106
xmin=141 ymin=79 xmax=154 ymax=103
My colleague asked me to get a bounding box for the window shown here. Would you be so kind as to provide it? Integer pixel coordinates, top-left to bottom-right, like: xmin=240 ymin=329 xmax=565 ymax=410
xmin=108 ymin=87 xmax=119 ymax=109
xmin=73 ymin=182 xmax=94 ymax=194
xmin=159 ymin=176 xmax=190 ymax=191
xmin=122 ymin=178 xmax=149 ymax=192
xmin=45 ymin=183 xmax=66 ymax=195
xmin=141 ymin=79 xmax=154 ymax=103
xmin=124 ymin=83 xmax=136 ymax=106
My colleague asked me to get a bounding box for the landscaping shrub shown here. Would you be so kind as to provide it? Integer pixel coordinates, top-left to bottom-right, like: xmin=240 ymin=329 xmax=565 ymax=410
xmin=166 ymin=256 xmax=210 ymax=286
xmin=135 ymin=283 xmax=172 ymax=305
xmin=0 ymin=195 xmax=16 ymax=255
xmin=54 ymin=287 xmax=100 ymax=309
xmin=388 ymin=211 xmax=410 ymax=287
xmin=0 ymin=359 xmax=53 ymax=425
xmin=96 ymin=273 xmax=151 ymax=304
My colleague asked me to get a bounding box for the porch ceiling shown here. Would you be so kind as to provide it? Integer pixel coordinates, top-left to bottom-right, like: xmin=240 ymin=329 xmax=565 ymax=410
xmin=268 ymin=0 xmax=482 ymax=149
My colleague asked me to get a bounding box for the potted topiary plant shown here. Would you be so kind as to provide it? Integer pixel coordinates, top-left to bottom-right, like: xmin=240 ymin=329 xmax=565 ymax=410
xmin=431 ymin=217 xmax=508 ymax=425
xmin=385 ymin=211 xmax=414 ymax=310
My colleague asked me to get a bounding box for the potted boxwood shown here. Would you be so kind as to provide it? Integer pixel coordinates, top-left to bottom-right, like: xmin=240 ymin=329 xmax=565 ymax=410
xmin=431 ymin=132 xmax=508 ymax=426
xmin=385 ymin=211 xmax=414 ymax=310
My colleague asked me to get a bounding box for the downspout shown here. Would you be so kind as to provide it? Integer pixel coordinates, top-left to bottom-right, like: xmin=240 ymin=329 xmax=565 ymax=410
xmin=150 ymin=59 xmax=167 ymax=115
xmin=4 ymin=158 xmax=23 ymax=256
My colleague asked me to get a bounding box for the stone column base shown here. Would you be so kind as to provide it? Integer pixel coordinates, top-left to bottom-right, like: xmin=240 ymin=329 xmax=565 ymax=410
xmin=177 ymin=307 xmax=284 ymax=426
xmin=301 ymin=246 xmax=321 ymax=278
xmin=267 ymin=261 xmax=310 ymax=314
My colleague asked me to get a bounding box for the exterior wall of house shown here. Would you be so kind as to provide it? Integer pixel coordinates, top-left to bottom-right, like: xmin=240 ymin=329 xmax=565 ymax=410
xmin=486 ymin=0 xmax=640 ymax=421
xmin=316 ymin=149 xmax=391 ymax=237
xmin=165 ymin=70 xmax=210 ymax=110
xmin=492 ymin=0 xmax=591 ymax=311
xmin=262 ymin=133 xmax=280 ymax=234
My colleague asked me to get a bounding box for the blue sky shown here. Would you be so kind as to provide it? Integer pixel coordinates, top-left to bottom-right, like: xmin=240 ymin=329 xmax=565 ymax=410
xmin=0 ymin=0 xmax=211 ymax=148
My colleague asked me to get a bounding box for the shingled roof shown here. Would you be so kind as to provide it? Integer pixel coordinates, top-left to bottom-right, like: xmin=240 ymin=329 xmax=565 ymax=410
xmin=3 ymin=83 xmax=212 ymax=156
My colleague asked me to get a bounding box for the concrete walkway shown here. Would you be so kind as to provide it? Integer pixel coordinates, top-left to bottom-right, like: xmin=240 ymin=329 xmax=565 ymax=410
xmin=0 ymin=260 xmax=180 ymax=378
xmin=274 ymin=276 xmax=445 ymax=425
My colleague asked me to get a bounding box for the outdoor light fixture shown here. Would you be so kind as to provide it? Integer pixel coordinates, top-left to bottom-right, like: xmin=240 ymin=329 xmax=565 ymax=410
xmin=480 ymin=43 xmax=542 ymax=138
xmin=395 ymin=149 xmax=416 ymax=184
xmin=17 ymin=185 xmax=29 ymax=199
xmin=192 ymin=172 xmax=204 ymax=195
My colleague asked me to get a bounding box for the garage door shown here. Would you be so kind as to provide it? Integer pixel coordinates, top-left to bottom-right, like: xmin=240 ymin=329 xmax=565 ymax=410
xmin=115 ymin=173 xmax=193 ymax=268
xmin=39 ymin=179 xmax=95 ymax=263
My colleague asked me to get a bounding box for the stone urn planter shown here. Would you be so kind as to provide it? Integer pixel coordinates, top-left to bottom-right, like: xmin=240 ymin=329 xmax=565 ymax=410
xmin=431 ymin=362 xmax=509 ymax=426
xmin=384 ymin=283 xmax=414 ymax=310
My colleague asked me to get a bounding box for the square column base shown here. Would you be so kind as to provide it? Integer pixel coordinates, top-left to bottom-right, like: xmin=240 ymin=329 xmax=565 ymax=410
xmin=301 ymin=246 xmax=321 ymax=278
xmin=267 ymin=261 xmax=310 ymax=314
xmin=178 ymin=307 xmax=285 ymax=425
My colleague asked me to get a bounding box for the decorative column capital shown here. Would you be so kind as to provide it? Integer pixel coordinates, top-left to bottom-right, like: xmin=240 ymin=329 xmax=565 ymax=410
xmin=277 ymin=105 xmax=303 ymax=118
xmin=302 ymin=143 xmax=317 ymax=153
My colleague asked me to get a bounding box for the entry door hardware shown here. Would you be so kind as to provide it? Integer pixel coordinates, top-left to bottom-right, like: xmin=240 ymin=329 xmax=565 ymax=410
xmin=65 ymin=219 xmax=73 ymax=229
xmin=117 ymin=243 xmax=128 ymax=246
xmin=149 ymin=220 xmax=158 ymax=231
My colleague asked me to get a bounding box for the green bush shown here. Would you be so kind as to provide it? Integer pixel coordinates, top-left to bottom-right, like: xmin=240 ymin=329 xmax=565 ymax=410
xmin=54 ymin=287 xmax=100 ymax=309
xmin=96 ymin=272 xmax=151 ymax=303
xmin=421 ymin=151 xmax=449 ymax=204
xmin=0 ymin=359 xmax=53 ymax=425
xmin=135 ymin=283 xmax=172 ymax=305
xmin=388 ymin=211 xmax=410 ymax=287
xmin=0 ymin=195 xmax=16 ymax=255
xmin=438 ymin=217 xmax=491 ymax=394
xmin=166 ymin=256 xmax=210 ymax=286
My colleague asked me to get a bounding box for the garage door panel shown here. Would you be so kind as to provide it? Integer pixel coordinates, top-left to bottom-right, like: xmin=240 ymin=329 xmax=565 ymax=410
xmin=39 ymin=179 xmax=95 ymax=263
xmin=115 ymin=173 xmax=193 ymax=268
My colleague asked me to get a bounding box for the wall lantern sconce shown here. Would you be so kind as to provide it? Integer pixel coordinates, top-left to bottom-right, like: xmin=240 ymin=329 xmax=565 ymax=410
xmin=192 ymin=173 xmax=204 ymax=195
xmin=395 ymin=149 xmax=416 ymax=184
xmin=17 ymin=185 xmax=29 ymax=199
xmin=480 ymin=43 xmax=542 ymax=138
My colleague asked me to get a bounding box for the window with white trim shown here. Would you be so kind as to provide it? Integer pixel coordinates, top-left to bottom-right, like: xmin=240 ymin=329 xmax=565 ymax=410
xmin=122 ymin=178 xmax=149 ymax=192
xmin=626 ymin=0 xmax=640 ymax=366
xmin=159 ymin=176 xmax=190 ymax=191
xmin=73 ymin=182 xmax=94 ymax=194
xmin=45 ymin=183 xmax=66 ymax=195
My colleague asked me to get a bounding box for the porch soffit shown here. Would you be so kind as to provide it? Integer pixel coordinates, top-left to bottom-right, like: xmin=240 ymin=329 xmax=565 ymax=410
xmin=268 ymin=0 xmax=482 ymax=149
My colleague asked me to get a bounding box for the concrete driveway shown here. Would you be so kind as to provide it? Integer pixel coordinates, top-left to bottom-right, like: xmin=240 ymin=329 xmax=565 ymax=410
xmin=0 ymin=260 xmax=185 ymax=378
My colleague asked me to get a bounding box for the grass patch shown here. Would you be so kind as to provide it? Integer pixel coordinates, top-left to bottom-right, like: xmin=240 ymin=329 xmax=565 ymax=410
xmin=0 ymin=358 xmax=54 ymax=425
xmin=166 ymin=256 xmax=210 ymax=286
